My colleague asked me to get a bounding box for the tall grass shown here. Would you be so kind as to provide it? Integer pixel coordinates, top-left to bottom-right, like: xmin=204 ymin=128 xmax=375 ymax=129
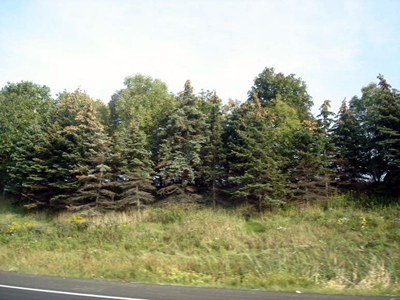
xmin=0 ymin=195 xmax=399 ymax=296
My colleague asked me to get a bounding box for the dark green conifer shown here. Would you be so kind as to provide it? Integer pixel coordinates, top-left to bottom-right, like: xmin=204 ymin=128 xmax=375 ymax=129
xmin=331 ymin=100 xmax=362 ymax=187
xmin=375 ymin=75 xmax=400 ymax=190
xmin=116 ymin=122 xmax=155 ymax=211
xmin=0 ymin=82 xmax=53 ymax=195
xmin=8 ymin=90 xmax=107 ymax=209
xmin=199 ymin=92 xmax=226 ymax=208
xmin=317 ymin=100 xmax=335 ymax=197
xmin=156 ymin=80 xmax=209 ymax=197
xmin=227 ymin=96 xmax=288 ymax=211
xmin=67 ymin=121 xmax=155 ymax=214
xmin=289 ymin=123 xmax=329 ymax=203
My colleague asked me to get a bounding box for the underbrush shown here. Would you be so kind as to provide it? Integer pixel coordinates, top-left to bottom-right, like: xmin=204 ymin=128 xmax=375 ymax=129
xmin=0 ymin=195 xmax=399 ymax=296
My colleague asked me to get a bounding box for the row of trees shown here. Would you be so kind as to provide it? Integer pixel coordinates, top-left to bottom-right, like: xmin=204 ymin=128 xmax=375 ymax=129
xmin=1 ymin=69 xmax=399 ymax=213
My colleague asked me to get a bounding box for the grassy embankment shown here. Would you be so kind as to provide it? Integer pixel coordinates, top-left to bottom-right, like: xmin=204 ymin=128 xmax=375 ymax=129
xmin=0 ymin=195 xmax=399 ymax=296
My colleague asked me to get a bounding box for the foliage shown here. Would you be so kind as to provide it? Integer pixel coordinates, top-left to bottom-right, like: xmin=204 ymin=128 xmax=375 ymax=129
xmin=114 ymin=122 xmax=155 ymax=210
xmin=288 ymin=100 xmax=336 ymax=202
xmin=226 ymin=96 xmax=288 ymax=210
xmin=0 ymin=198 xmax=399 ymax=296
xmin=93 ymin=100 xmax=112 ymax=134
xmin=375 ymin=75 xmax=400 ymax=190
xmin=288 ymin=124 xmax=329 ymax=202
xmin=331 ymin=100 xmax=362 ymax=186
xmin=2 ymin=69 xmax=400 ymax=211
xmin=349 ymin=84 xmax=386 ymax=182
xmin=248 ymin=67 xmax=312 ymax=120
xmin=156 ymin=80 xmax=209 ymax=192
xmin=110 ymin=74 xmax=175 ymax=139
xmin=7 ymin=90 xmax=106 ymax=209
xmin=198 ymin=91 xmax=226 ymax=208
xmin=0 ymin=82 xmax=53 ymax=191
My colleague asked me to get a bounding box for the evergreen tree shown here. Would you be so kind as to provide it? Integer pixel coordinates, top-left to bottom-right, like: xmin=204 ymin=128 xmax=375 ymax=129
xmin=227 ymin=96 xmax=288 ymax=211
xmin=108 ymin=91 xmax=122 ymax=135
xmin=8 ymin=90 xmax=107 ymax=209
xmin=93 ymin=99 xmax=112 ymax=135
xmin=289 ymin=121 xmax=328 ymax=202
xmin=317 ymin=100 xmax=335 ymax=197
xmin=375 ymin=74 xmax=400 ymax=190
xmin=116 ymin=122 xmax=155 ymax=211
xmin=67 ymin=122 xmax=155 ymax=214
xmin=7 ymin=124 xmax=50 ymax=203
xmin=288 ymin=101 xmax=335 ymax=202
xmin=0 ymin=82 xmax=53 ymax=194
xmin=65 ymin=124 xmax=113 ymax=213
xmin=349 ymin=84 xmax=387 ymax=183
xmin=156 ymin=80 xmax=209 ymax=197
xmin=331 ymin=100 xmax=362 ymax=187
xmin=199 ymin=92 xmax=226 ymax=208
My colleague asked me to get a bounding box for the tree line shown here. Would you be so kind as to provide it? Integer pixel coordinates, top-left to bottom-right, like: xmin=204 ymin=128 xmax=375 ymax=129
xmin=0 ymin=68 xmax=399 ymax=213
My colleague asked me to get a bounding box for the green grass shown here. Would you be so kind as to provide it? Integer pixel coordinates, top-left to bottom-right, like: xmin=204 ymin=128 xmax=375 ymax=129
xmin=0 ymin=195 xmax=399 ymax=296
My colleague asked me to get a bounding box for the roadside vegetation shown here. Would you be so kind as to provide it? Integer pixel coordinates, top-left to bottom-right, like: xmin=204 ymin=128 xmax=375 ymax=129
xmin=1 ymin=195 xmax=399 ymax=296
xmin=1 ymin=68 xmax=399 ymax=296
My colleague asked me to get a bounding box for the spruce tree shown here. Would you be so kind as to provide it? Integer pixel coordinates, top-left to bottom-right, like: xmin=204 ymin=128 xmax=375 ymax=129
xmin=199 ymin=92 xmax=226 ymax=208
xmin=8 ymin=90 xmax=108 ymax=209
xmin=65 ymin=127 xmax=113 ymax=213
xmin=375 ymin=74 xmax=400 ymax=190
xmin=67 ymin=121 xmax=155 ymax=214
xmin=331 ymin=100 xmax=362 ymax=187
xmin=0 ymin=82 xmax=53 ymax=195
xmin=317 ymin=100 xmax=335 ymax=197
xmin=156 ymin=80 xmax=209 ymax=198
xmin=349 ymin=84 xmax=388 ymax=183
xmin=7 ymin=124 xmax=50 ymax=204
xmin=227 ymin=96 xmax=288 ymax=211
xmin=289 ymin=123 xmax=329 ymax=203
xmin=116 ymin=122 xmax=155 ymax=211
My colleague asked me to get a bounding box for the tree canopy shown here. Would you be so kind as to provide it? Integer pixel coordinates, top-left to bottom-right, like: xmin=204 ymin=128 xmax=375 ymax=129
xmin=2 ymin=69 xmax=399 ymax=213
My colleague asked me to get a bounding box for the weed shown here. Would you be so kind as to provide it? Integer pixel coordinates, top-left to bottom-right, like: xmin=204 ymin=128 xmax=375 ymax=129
xmin=0 ymin=198 xmax=399 ymax=296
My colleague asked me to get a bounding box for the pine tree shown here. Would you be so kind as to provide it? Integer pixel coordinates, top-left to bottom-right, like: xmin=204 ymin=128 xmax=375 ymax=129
xmin=317 ymin=100 xmax=335 ymax=197
xmin=289 ymin=122 xmax=329 ymax=203
xmin=375 ymin=74 xmax=400 ymax=191
xmin=67 ymin=121 xmax=155 ymax=214
xmin=331 ymin=100 xmax=362 ymax=187
xmin=116 ymin=122 xmax=155 ymax=211
xmin=156 ymin=80 xmax=209 ymax=198
xmin=199 ymin=92 xmax=226 ymax=208
xmin=7 ymin=124 xmax=50 ymax=204
xmin=349 ymin=84 xmax=388 ymax=183
xmin=8 ymin=90 xmax=108 ymax=209
xmin=65 ymin=127 xmax=114 ymax=213
xmin=0 ymin=82 xmax=53 ymax=195
xmin=227 ymin=96 xmax=288 ymax=211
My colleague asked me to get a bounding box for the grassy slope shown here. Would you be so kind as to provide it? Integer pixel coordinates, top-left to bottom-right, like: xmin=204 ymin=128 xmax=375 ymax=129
xmin=0 ymin=196 xmax=399 ymax=296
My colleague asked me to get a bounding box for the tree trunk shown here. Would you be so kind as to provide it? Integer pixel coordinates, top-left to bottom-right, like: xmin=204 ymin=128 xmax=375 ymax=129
xmin=95 ymin=171 xmax=103 ymax=209
xmin=2 ymin=168 xmax=8 ymax=200
xmin=325 ymin=173 xmax=329 ymax=198
xmin=137 ymin=185 xmax=140 ymax=214
xmin=212 ymin=179 xmax=216 ymax=210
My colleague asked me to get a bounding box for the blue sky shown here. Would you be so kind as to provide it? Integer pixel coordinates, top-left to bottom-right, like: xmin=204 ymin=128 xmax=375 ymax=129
xmin=1 ymin=0 xmax=399 ymax=115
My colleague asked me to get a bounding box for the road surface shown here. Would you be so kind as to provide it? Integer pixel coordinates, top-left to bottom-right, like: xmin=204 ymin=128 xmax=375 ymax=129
xmin=0 ymin=271 xmax=397 ymax=300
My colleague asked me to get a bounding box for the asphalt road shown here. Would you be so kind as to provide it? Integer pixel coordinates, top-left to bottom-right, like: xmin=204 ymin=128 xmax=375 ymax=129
xmin=0 ymin=271 xmax=398 ymax=300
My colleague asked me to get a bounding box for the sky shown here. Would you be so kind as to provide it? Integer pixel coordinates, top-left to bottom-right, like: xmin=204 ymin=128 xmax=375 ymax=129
xmin=0 ymin=0 xmax=399 ymax=115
